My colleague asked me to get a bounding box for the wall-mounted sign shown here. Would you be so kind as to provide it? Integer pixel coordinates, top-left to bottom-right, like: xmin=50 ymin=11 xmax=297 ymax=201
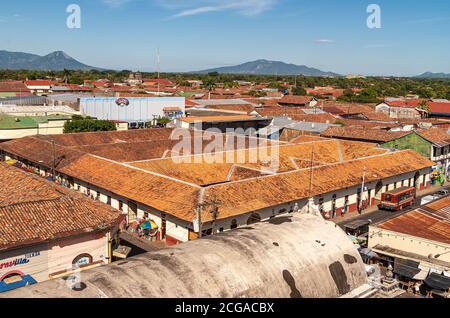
xmin=0 ymin=252 xmax=40 ymax=270
xmin=115 ymin=98 xmax=130 ymax=107
xmin=72 ymin=254 xmax=93 ymax=267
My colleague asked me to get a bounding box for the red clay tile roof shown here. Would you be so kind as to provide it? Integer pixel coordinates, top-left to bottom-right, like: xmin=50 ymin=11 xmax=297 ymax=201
xmin=325 ymin=103 xmax=377 ymax=114
xmin=278 ymin=95 xmax=314 ymax=105
xmin=205 ymin=104 xmax=255 ymax=113
xmin=0 ymin=81 xmax=30 ymax=93
xmin=290 ymin=135 xmax=330 ymax=143
xmin=179 ymin=115 xmax=257 ymax=123
xmin=321 ymin=127 xmax=410 ymax=143
xmin=204 ymin=150 xmax=434 ymax=219
xmin=338 ymin=118 xmax=398 ymax=129
xmin=256 ymin=108 xmax=337 ymax=123
xmin=0 ymin=163 xmax=122 ymax=250
xmin=359 ymin=112 xmax=393 ymax=121
xmin=385 ymin=100 xmax=421 ymax=108
xmin=24 ymin=80 xmax=52 ymax=87
xmin=417 ymin=128 xmax=450 ymax=146
xmin=0 ymin=130 xmax=434 ymax=224
xmin=428 ymin=101 xmax=450 ymax=114
xmin=143 ymin=79 xmax=175 ymax=86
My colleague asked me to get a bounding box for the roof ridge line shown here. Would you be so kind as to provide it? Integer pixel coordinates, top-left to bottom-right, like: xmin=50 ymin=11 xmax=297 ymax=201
xmin=87 ymin=155 xmax=202 ymax=189
xmin=123 ymin=139 xmax=336 ymax=165
xmin=206 ymin=149 xmax=425 ymax=189
xmin=226 ymin=164 xmax=236 ymax=182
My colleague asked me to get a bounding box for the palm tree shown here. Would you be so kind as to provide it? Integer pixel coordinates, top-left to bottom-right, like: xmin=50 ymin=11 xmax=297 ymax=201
xmin=203 ymin=78 xmax=216 ymax=99
xmin=63 ymin=68 xmax=72 ymax=84
xmin=203 ymin=78 xmax=216 ymax=92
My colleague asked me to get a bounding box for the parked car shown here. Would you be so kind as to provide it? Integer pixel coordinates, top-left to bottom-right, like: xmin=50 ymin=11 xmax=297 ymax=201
xmin=421 ymin=195 xmax=439 ymax=206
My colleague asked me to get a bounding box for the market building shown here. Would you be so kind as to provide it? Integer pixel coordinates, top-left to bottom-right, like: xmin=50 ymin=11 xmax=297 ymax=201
xmin=0 ymin=163 xmax=123 ymax=293
xmin=0 ymin=128 xmax=435 ymax=245
xmin=367 ymin=195 xmax=450 ymax=296
xmin=80 ymin=97 xmax=185 ymax=127
xmin=174 ymin=115 xmax=271 ymax=133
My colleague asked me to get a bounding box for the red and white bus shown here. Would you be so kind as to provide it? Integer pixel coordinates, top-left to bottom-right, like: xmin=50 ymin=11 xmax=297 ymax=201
xmin=378 ymin=187 xmax=416 ymax=211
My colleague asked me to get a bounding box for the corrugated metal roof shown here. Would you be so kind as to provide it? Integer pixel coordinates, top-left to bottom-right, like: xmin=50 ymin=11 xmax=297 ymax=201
xmin=376 ymin=196 xmax=450 ymax=245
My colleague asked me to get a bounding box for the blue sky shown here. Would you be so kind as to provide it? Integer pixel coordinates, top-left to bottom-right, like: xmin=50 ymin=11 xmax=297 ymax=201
xmin=1 ymin=0 xmax=450 ymax=76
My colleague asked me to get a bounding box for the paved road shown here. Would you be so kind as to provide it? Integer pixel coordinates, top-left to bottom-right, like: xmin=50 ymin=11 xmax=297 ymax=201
xmin=338 ymin=185 xmax=450 ymax=229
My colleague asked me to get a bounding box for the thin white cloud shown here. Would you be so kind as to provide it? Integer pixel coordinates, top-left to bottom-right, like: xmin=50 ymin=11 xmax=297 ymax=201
xmin=102 ymin=0 xmax=135 ymax=8
xmin=404 ymin=17 xmax=449 ymax=25
xmin=314 ymin=39 xmax=335 ymax=44
xmin=160 ymin=0 xmax=278 ymax=19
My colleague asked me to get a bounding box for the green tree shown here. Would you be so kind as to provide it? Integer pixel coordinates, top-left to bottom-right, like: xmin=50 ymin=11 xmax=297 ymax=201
xmin=157 ymin=117 xmax=171 ymax=127
xmin=334 ymin=120 xmax=346 ymax=127
xmin=203 ymin=78 xmax=216 ymax=92
xmin=64 ymin=117 xmax=117 ymax=133
xmin=417 ymin=100 xmax=431 ymax=118
xmin=292 ymin=86 xmax=307 ymax=96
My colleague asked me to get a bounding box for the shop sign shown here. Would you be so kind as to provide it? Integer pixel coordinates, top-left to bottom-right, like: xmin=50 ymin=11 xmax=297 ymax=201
xmin=0 ymin=252 xmax=40 ymax=270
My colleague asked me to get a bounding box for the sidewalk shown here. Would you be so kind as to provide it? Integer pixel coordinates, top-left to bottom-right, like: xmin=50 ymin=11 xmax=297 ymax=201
xmin=335 ymin=183 xmax=446 ymax=225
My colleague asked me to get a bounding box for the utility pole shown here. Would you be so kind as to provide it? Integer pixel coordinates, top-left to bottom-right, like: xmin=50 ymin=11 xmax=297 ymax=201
xmin=195 ymin=206 xmax=203 ymax=239
xmin=359 ymin=167 xmax=367 ymax=214
xmin=308 ymin=143 xmax=315 ymax=214
xmin=195 ymin=195 xmax=221 ymax=238
xmin=51 ymin=141 xmax=56 ymax=181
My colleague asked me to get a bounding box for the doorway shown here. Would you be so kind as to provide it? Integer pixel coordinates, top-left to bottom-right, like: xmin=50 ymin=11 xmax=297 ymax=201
xmin=247 ymin=213 xmax=262 ymax=225
xmin=127 ymin=201 xmax=138 ymax=224
xmin=414 ymin=172 xmax=421 ymax=190
xmin=375 ymin=181 xmax=383 ymax=200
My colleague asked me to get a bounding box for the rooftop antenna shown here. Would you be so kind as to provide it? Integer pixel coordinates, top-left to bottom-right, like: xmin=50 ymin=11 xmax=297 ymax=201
xmin=157 ymin=48 xmax=160 ymax=96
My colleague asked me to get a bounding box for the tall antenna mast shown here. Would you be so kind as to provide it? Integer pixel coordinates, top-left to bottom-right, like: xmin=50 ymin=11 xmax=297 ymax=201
xmin=157 ymin=48 xmax=160 ymax=96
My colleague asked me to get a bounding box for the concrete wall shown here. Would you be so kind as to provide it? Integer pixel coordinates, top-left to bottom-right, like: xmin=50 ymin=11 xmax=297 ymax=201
xmin=0 ymin=230 xmax=113 ymax=290
xmin=0 ymin=121 xmax=66 ymax=141
xmin=48 ymin=231 xmax=110 ymax=278
xmin=368 ymin=226 xmax=450 ymax=267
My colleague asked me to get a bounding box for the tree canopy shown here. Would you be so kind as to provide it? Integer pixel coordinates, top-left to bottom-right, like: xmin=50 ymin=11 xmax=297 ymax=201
xmin=64 ymin=116 xmax=117 ymax=133
xmin=1 ymin=69 xmax=449 ymax=100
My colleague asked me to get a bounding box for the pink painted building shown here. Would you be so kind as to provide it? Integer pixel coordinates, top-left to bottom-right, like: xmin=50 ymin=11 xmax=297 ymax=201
xmin=0 ymin=163 xmax=123 ymax=293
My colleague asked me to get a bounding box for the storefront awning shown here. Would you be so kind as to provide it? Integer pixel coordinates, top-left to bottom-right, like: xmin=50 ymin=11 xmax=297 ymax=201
xmin=0 ymin=275 xmax=37 ymax=293
xmin=424 ymin=273 xmax=450 ymax=291
xmin=394 ymin=258 xmax=421 ymax=279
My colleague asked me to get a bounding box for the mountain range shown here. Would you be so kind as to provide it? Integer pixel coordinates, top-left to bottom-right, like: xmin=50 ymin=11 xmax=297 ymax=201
xmin=1 ymin=50 xmax=449 ymax=78
xmin=0 ymin=50 xmax=102 ymax=71
xmin=415 ymin=72 xmax=450 ymax=79
xmin=195 ymin=59 xmax=341 ymax=77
